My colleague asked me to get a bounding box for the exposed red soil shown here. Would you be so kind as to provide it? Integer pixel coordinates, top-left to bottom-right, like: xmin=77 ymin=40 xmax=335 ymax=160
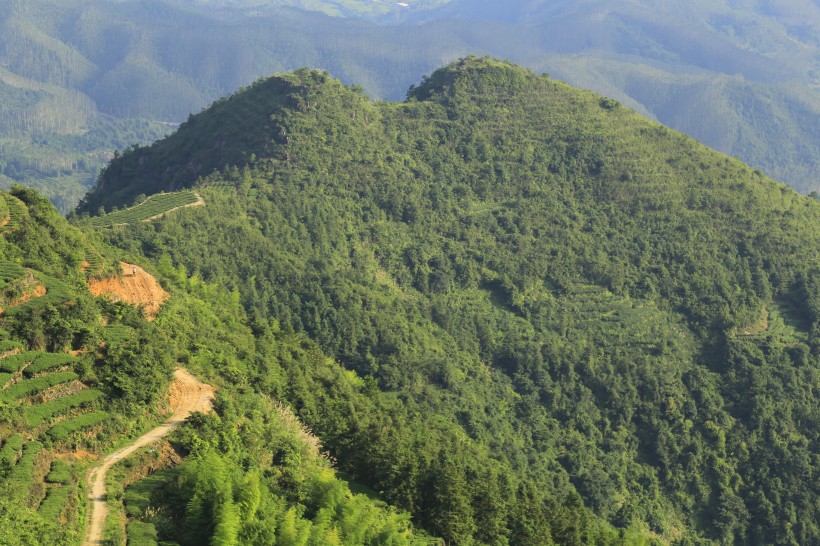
xmin=88 ymin=262 xmax=169 ymax=320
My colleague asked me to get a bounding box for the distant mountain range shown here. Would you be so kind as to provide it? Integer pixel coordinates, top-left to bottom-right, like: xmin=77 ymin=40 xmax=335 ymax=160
xmin=1 ymin=0 xmax=817 ymax=212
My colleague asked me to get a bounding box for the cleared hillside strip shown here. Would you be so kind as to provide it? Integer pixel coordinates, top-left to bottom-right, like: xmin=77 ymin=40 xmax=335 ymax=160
xmin=88 ymin=262 xmax=169 ymax=319
xmin=87 ymin=191 xmax=202 ymax=227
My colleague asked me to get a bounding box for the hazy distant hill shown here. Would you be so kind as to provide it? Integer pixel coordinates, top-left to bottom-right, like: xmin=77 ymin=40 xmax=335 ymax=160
xmin=1 ymin=0 xmax=818 ymax=211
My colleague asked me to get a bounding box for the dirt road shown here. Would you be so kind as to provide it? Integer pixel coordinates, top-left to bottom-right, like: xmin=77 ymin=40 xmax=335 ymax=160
xmin=83 ymin=368 xmax=214 ymax=545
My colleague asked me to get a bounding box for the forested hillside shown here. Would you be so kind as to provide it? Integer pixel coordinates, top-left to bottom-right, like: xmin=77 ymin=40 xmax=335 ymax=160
xmin=0 ymin=185 xmax=427 ymax=543
xmin=79 ymin=58 xmax=820 ymax=545
xmin=1 ymin=0 xmax=818 ymax=212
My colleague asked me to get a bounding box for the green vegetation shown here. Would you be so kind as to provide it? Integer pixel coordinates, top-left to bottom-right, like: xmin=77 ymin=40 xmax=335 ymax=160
xmin=23 ymin=353 xmax=77 ymax=376
xmin=102 ymin=324 xmax=136 ymax=345
xmin=45 ymin=460 xmax=72 ymax=485
xmin=1 ymin=56 xmax=819 ymax=544
xmin=0 ymin=262 xmax=26 ymax=287
xmin=25 ymin=388 xmax=103 ymax=427
xmin=0 ymin=433 xmax=24 ymax=466
xmin=126 ymin=521 xmax=159 ymax=546
xmin=1 ymin=196 xmax=29 ymax=233
xmin=0 ymin=339 xmax=23 ymax=353
xmin=0 ymin=0 xmax=818 ymax=214
xmin=0 ymin=371 xmax=78 ymax=402
xmin=122 ymin=401 xmax=421 ymax=545
xmin=46 ymin=410 xmax=109 ymax=440
xmin=0 ymin=187 xmax=180 ymax=543
xmin=84 ymin=60 xmax=820 ymax=545
xmin=6 ymin=440 xmax=42 ymax=500
xmin=0 ymin=351 xmax=45 ymax=373
xmin=85 ymin=190 xmax=201 ymax=227
xmin=2 ymin=274 xmax=73 ymax=317
xmin=38 ymin=486 xmax=73 ymax=521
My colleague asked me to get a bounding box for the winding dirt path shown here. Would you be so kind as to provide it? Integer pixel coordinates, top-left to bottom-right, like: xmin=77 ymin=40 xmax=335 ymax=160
xmin=83 ymin=368 xmax=214 ymax=545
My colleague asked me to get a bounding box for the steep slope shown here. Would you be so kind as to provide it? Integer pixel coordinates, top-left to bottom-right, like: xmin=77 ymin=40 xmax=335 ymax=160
xmin=83 ymin=59 xmax=820 ymax=544
xmin=0 ymin=186 xmax=425 ymax=544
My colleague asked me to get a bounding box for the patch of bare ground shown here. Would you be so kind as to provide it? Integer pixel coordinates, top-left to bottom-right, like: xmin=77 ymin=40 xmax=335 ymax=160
xmin=88 ymin=262 xmax=169 ymax=320
xmin=54 ymin=449 xmax=96 ymax=462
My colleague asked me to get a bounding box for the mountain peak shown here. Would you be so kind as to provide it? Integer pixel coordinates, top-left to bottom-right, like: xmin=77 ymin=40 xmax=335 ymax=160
xmin=407 ymin=56 xmax=540 ymax=101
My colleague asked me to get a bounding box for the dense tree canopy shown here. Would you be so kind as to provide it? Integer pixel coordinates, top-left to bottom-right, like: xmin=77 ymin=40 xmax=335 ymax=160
xmin=81 ymin=58 xmax=820 ymax=544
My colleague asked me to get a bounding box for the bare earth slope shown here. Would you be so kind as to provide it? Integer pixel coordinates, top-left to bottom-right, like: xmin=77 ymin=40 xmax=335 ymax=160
xmin=88 ymin=262 xmax=169 ymax=320
xmin=83 ymin=369 xmax=214 ymax=546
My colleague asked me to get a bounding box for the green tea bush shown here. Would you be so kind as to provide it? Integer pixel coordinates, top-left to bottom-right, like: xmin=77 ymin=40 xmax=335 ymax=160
xmin=25 ymin=389 xmax=103 ymax=426
xmin=37 ymin=486 xmax=72 ymax=521
xmin=45 ymin=460 xmax=72 ymax=484
xmin=0 ymin=371 xmax=78 ymax=402
xmin=47 ymin=411 xmax=108 ymax=440
xmin=0 ymin=433 xmax=24 ymax=465
xmin=88 ymin=191 xmax=200 ymax=227
xmin=0 ymin=351 xmax=44 ymax=373
xmin=24 ymin=353 xmax=77 ymax=377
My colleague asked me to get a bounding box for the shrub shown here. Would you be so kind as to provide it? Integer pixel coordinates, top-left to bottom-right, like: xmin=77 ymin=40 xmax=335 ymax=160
xmin=38 ymin=486 xmax=73 ymax=521
xmin=24 ymin=353 xmax=77 ymax=377
xmin=126 ymin=521 xmax=159 ymax=546
xmin=0 ymin=433 xmax=24 ymax=466
xmin=45 ymin=460 xmax=72 ymax=484
xmin=0 ymin=351 xmax=45 ymax=373
xmin=7 ymin=441 xmax=42 ymax=500
xmin=88 ymin=191 xmax=200 ymax=227
xmin=3 ymin=275 xmax=73 ymax=316
xmin=0 ymin=340 xmax=23 ymax=354
xmin=0 ymin=371 xmax=78 ymax=402
xmin=25 ymin=389 xmax=103 ymax=426
xmin=47 ymin=411 xmax=109 ymax=440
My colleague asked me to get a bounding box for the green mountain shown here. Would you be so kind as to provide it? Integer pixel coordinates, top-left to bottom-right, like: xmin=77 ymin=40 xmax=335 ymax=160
xmin=76 ymin=58 xmax=820 ymax=544
xmin=0 ymin=187 xmax=426 ymax=541
xmin=1 ymin=0 xmax=818 ymax=213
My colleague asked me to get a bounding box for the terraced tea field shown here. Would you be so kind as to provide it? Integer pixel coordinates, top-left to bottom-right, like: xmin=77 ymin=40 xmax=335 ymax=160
xmin=87 ymin=190 xmax=202 ymax=227
xmin=0 ymin=261 xmax=74 ymax=317
xmin=0 ymin=343 xmax=107 ymax=534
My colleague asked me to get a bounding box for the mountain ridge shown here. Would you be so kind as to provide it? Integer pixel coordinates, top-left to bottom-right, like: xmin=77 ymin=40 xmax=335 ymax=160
xmin=1 ymin=0 xmax=818 ymax=212
xmin=81 ymin=58 xmax=820 ymax=544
